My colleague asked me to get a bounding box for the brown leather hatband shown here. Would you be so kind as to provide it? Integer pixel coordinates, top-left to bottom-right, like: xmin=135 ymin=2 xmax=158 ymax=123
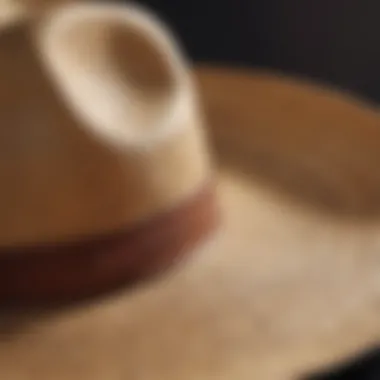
xmin=0 ymin=184 xmax=217 ymax=305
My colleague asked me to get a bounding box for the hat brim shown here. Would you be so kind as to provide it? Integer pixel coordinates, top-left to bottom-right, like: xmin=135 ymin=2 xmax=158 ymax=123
xmin=2 ymin=66 xmax=380 ymax=379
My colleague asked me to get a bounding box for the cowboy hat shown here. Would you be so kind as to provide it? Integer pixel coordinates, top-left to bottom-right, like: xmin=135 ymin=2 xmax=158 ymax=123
xmin=1 ymin=1 xmax=380 ymax=379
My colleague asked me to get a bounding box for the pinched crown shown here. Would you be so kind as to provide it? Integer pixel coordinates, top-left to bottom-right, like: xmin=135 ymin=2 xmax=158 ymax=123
xmin=0 ymin=1 xmax=211 ymax=248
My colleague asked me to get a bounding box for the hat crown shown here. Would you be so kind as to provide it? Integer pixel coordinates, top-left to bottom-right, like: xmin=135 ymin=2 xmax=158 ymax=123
xmin=0 ymin=2 xmax=210 ymax=247
xmin=36 ymin=2 xmax=195 ymax=148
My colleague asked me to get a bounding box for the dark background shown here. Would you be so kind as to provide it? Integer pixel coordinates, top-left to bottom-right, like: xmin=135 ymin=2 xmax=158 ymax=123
xmin=137 ymin=0 xmax=380 ymax=103
xmin=133 ymin=1 xmax=380 ymax=378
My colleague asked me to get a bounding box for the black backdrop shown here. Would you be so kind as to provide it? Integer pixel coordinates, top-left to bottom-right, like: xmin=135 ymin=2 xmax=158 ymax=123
xmin=132 ymin=1 xmax=380 ymax=378
xmin=136 ymin=0 xmax=380 ymax=102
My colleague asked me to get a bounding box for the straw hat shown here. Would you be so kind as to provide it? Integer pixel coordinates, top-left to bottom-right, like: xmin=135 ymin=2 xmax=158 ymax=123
xmin=2 ymin=1 xmax=380 ymax=379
